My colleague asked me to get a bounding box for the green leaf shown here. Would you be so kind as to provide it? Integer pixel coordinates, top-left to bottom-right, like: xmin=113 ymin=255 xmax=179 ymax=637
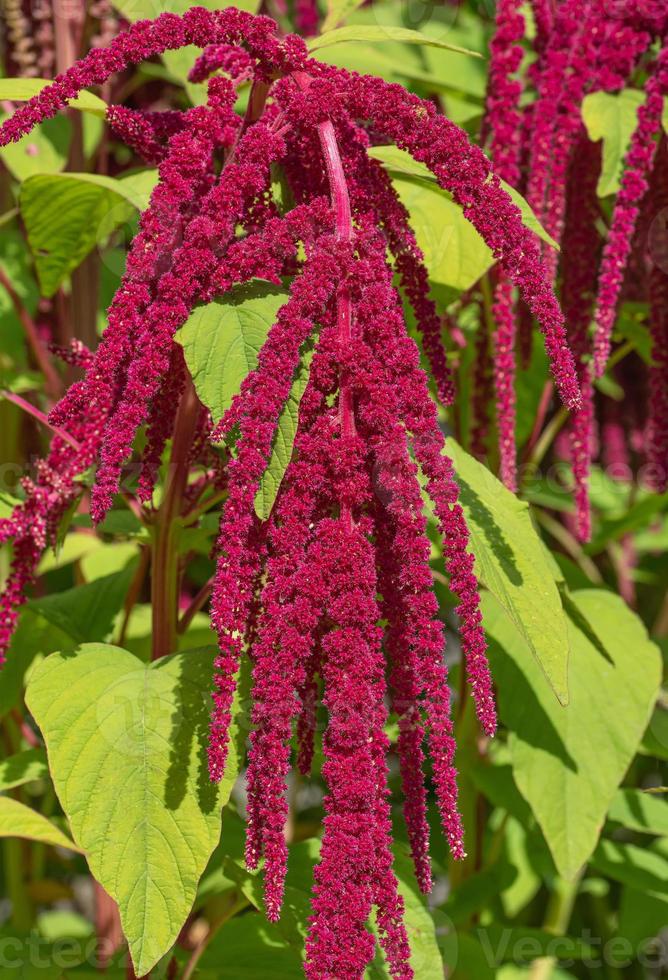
xmin=254 ymin=348 xmax=312 ymax=521
xmin=614 ymin=303 xmax=653 ymax=363
xmin=19 ymin=170 xmax=157 ymax=296
xmin=29 ymin=565 xmax=137 ymax=643
xmin=0 ymin=748 xmax=48 ymax=791
xmin=640 ymin=705 xmax=668 ymax=760
xmin=590 ymin=839 xmax=668 ymax=898
xmin=445 ymin=438 xmax=570 ymax=705
xmin=392 ymin=176 xmax=493 ymax=290
xmin=175 ymin=281 xmax=289 ymax=425
xmin=444 ymin=861 xmax=517 ymax=925
xmin=0 ymin=78 xmax=107 ymax=117
xmin=485 ymin=589 xmax=662 ymax=879
xmin=581 ymin=90 xmax=645 ymax=197
xmin=37 ymin=531 xmax=104 ymax=574
xmin=25 ymin=643 xmax=247 ymax=976
xmin=308 ymin=24 xmax=482 ymax=57
xmin=469 ymin=763 xmax=532 ymax=825
xmin=0 ymin=114 xmax=70 ymax=181
xmin=607 ymin=788 xmax=668 ymax=836
xmin=586 ymin=492 xmax=668 ymax=554
xmin=175 ymin=281 xmax=312 ymax=520
xmin=367 ymin=145 xmax=558 ymax=250
xmin=0 ymin=797 xmax=79 ymax=851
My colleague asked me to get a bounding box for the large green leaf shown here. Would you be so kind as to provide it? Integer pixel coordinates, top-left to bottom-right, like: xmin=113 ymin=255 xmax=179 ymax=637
xmin=581 ymin=90 xmax=645 ymax=197
xmin=0 ymin=748 xmax=48 ymax=791
xmin=254 ymin=348 xmax=312 ymax=521
xmin=175 ymin=281 xmax=312 ymax=520
xmin=485 ymin=589 xmax=662 ymax=879
xmin=445 ymin=438 xmax=570 ymax=704
xmin=200 ymin=913 xmax=303 ymax=978
xmin=176 ymin=282 xmax=289 ymax=425
xmin=618 ymin=886 xmax=668 ymax=949
xmin=19 ymin=170 xmax=158 ymax=296
xmin=0 ymin=797 xmax=78 ymax=851
xmin=308 ymin=24 xmax=481 ymax=57
xmin=0 ymin=78 xmax=106 ymax=116
xmin=391 ymin=175 xmax=493 ymax=290
xmin=26 ymin=643 xmax=247 ymax=976
xmin=369 ymin=849 xmax=443 ymax=979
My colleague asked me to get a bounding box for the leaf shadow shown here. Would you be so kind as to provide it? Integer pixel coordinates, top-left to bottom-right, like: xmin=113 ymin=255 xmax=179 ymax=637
xmin=159 ymin=650 xmax=219 ymax=815
xmin=160 ymin=648 xmax=249 ymax=815
xmin=456 ymin=476 xmax=522 ymax=586
xmin=489 ymin=638 xmax=578 ymax=772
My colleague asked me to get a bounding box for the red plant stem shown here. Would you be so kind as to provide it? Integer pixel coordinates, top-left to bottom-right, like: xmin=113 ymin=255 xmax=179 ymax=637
xmin=0 ymin=267 xmax=61 ymax=399
xmin=291 ymin=82 xmax=355 ymax=529
xmin=151 ymin=378 xmax=200 ymax=661
xmin=1 ymin=390 xmax=80 ymax=451
xmin=178 ymin=577 xmax=214 ymax=635
xmin=317 ymin=120 xmax=354 ymax=529
xmin=94 ymin=882 xmax=124 ymax=969
xmin=10 ymin=708 xmax=41 ymax=749
xmin=521 ymin=379 xmax=554 ymax=464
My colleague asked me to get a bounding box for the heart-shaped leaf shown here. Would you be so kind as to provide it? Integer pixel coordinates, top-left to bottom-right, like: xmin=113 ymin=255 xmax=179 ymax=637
xmin=446 ymin=438 xmax=571 ymax=705
xmin=485 ymin=589 xmax=662 ymax=878
xmin=19 ymin=170 xmax=158 ymax=296
xmin=26 ymin=643 xmax=247 ymax=976
xmin=175 ymin=281 xmax=312 ymax=520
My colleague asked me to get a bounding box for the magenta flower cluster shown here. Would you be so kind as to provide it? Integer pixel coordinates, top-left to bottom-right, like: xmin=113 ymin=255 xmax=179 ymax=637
xmin=483 ymin=0 xmax=668 ymax=535
xmin=0 ymin=7 xmax=583 ymax=975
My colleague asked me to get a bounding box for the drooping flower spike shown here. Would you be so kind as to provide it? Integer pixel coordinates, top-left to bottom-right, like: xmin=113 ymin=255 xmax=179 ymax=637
xmin=593 ymin=40 xmax=668 ymax=376
xmin=559 ymin=135 xmax=603 ymax=542
xmin=479 ymin=0 xmax=668 ymax=535
xmin=483 ymin=0 xmax=525 ymax=489
xmin=646 ymin=135 xmax=668 ymax=493
xmin=0 ymin=8 xmax=582 ymax=975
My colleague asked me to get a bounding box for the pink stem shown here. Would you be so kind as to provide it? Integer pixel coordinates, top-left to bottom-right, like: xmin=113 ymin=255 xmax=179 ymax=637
xmin=0 ymin=267 xmax=61 ymax=399
xmin=1 ymin=390 xmax=81 ymax=451
xmin=317 ymin=119 xmax=354 ymax=529
xmin=294 ymin=74 xmax=355 ymax=529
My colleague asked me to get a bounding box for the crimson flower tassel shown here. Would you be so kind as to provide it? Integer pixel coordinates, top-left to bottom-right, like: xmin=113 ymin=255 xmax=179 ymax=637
xmin=559 ymin=136 xmax=603 ymax=543
xmin=647 ymin=136 xmax=668 ymax=492
xmin=593 ymin=41 xmax=668 ymax=375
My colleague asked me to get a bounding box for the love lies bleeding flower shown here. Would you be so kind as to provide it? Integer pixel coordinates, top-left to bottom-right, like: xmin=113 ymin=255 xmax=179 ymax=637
xmin=482 ymin=0 xmax=668 ymax=539
xmin=0 ymin=7 xmax=581 ymax=975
